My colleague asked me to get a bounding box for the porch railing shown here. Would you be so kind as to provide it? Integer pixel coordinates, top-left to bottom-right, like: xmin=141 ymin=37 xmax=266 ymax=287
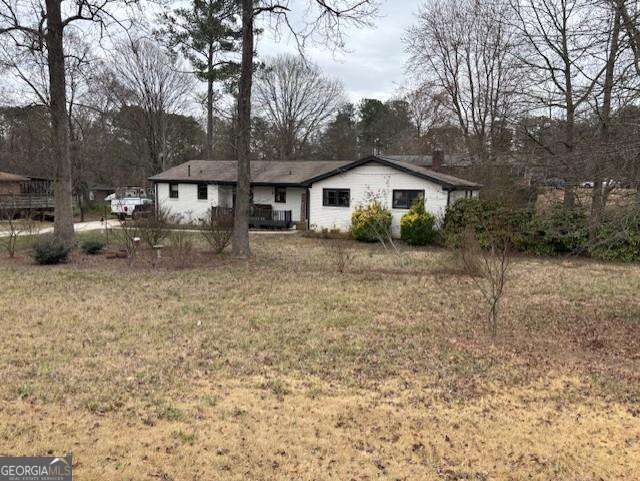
xmin=212 ymin=205 xmax=293 ymax=228
xmin=0 ymin=193 xmax=55 ymax=210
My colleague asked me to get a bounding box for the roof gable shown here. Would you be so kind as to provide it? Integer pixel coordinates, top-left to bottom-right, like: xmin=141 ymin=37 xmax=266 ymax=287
xmin=302 ymin=156 xmax=481 ymax=189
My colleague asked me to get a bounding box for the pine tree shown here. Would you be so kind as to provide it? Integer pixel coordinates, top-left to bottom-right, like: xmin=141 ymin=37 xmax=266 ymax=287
xmin=158 ymin=0 xmax=241 ymax=157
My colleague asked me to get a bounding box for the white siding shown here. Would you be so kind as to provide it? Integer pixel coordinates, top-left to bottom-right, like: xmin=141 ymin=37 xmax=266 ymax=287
xmin=308 ymin=163 xmax=455 ymax=236
xmin=156 ymin=182 xmax=219 ymax=222
xmin=156 ymin=182 xmax=304 ymax=223
xmin=252 ymin=186 xmax=304 ymax=222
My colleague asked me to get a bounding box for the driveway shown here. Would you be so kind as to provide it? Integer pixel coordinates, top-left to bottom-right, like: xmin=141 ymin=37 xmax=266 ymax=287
xmin=0 ymin=219 xmax=119 ymax=237
xmin=0 ymin=219 xmax=298 ymax=237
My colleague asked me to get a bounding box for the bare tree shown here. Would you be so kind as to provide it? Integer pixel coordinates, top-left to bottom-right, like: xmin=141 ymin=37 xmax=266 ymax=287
xmin=401 ymin=83 xmax=446 ymax=138
xmin=200 ymin=206 xmax=233 ymax=254
xmin=509 ymin=0 xmax=613 ymax=207
xmin=610 ymin=0 xmax=640 ymax=76
xmin=0 ymin=207 xmax=36 ymax=258
xmin=0 ymin=0 xmax=135 ymax=248
xmin=589 ymin=7 xmax=623 ymax=232
xmin=406 ymin=0 xmax=519 ymax=159
xmin=459 ymin=227 xmax=512 ymax=338
xmin=232 ymin=0 xmax=379 ymax=258
xmin=324 ymin=238 xmax=355 ymax=273
xmin=0 ymin=34 xmax=103 ymax=222
xmin=255 ymin=54 xmax=344 ymax=160
xmin=107 ymin=38 xmax=194 ymax=174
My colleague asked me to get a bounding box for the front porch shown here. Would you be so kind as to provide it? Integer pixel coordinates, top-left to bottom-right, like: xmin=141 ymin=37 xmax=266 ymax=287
xmin=212 ymin=205 xmax=294 ymax=229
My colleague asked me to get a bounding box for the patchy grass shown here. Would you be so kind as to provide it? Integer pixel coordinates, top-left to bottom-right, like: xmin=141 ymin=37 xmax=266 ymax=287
xmin=0 ymin=234 xmax=638 ymax=480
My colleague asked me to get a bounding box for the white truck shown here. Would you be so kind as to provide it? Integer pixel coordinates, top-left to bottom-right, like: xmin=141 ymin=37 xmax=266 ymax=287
xmin=108 ymin=187 xmax=154 ymax=220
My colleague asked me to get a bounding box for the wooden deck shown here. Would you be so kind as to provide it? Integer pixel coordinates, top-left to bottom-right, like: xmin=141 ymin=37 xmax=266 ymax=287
xmin=0 ymin=194 xmax=55 ymax=212
xmin=213 ymin=206 xmax=293 ymax=229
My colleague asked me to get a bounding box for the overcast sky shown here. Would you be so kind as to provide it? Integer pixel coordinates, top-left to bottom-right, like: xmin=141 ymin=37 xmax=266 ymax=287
xmin=257 ymin=0 xmax=422 ymax=103
xmin=0 ymin=1 xmax=423 ymax=108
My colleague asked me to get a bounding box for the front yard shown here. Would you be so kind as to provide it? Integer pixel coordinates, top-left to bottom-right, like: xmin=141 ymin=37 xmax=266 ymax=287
xmin=0 ymin=234 xmax=638 ymax=480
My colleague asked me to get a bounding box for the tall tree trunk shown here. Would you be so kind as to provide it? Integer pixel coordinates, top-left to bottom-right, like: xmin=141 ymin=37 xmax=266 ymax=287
xmin=232 ymin=0 xmax=253 ymax=257
xmin=206 ymin=77 xmax=214 ymax=158
xmin=563 ymin=104 xmax=576 ymax=208
xmin=205 ymin=45 xmax=214 ymax=158
xmin=281 ymin=132 xmax=295 ymax=161
xmin=45 ymin=0 xmax=74 ymax=247
xmin=590 ymin=10 xmax=621 ymax=237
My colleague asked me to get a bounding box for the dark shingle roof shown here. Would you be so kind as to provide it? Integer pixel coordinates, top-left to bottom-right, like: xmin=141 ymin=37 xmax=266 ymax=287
xmin=149 ymin=160 xmax=352 ymax=185
xmin=0 ymin=171 xmax=29 ymax=182
xmin=149 ymin=156 xmax=481 ymax=189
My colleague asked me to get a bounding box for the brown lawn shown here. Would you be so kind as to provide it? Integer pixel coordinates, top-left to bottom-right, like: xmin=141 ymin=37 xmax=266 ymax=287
xmin=0 ymin=234 xmax=638 ymax=480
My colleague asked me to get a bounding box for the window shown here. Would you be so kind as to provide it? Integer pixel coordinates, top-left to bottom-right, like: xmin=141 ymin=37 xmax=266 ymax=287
xmin=169 ymin=183 xmax=179 ymax=199
xmin=392 ymin=189 xmax=424 ymax=209
xmin=197 ymin=183 xmax=208 ymax=200
xmin=275 ymin=186 xmax=286 ymax=203
xmin=323 ymin=188 xmax=350 ymax=207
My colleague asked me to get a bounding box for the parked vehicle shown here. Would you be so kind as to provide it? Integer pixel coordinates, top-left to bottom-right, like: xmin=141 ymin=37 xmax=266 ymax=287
xmin=110 ymin=187 xmax=154 ymax=220
xmin=579 ymin=179 xmax=623 ymax=189
xmin=542 ymin=177 xmax=566 ymax=189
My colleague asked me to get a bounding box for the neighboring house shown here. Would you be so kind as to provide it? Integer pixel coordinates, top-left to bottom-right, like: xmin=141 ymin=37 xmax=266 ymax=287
xmin=0 ymin=171 xmax=54 ymax=212
xmin=384 ymin=152 xmax=475 ymax=173
xmin=149 ymin=155 xmax=480 ymax=236
xmin=88 ymin=184 xmax=115 ymax=202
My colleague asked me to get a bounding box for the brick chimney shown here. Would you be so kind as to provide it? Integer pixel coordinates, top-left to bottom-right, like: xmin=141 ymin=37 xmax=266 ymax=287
xmin=432 ymin=148 xmax=444 ymax=171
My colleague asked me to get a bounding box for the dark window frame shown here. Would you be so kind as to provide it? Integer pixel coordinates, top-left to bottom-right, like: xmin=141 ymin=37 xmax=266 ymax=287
xmin=169 ymin=182 xmax=179 ymax=199
xmin=274 ymin=186 xmax=287 ymax=203
xmin=197 ymin=183 xmax=208 ymax=200
xmin=323 ymin=188 xmax=350 ymax=207
xmin=392 ymin=189 xmax=424 ymax=209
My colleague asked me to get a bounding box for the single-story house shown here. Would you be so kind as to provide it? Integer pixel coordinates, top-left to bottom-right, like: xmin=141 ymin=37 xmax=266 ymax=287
xmin=148 ymin=155 xmax=481 ymax=236
xmin=0 ymin=172 xmax=54 ymax=212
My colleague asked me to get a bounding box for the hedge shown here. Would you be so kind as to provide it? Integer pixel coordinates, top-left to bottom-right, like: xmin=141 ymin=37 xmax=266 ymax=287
xmin=442 ymin=198 xmax=640 ymax=262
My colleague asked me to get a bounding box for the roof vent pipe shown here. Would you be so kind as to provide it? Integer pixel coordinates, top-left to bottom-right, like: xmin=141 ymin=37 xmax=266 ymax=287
xmin=188 ymin=165 xmax=191 ymax=177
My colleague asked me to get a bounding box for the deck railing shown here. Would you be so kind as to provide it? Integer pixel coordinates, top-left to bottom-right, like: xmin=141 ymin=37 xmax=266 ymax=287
xmin=212 ymin=205 xmax=293 ymax=227
xmin=0 ymin=193 xmax=55 ymax=211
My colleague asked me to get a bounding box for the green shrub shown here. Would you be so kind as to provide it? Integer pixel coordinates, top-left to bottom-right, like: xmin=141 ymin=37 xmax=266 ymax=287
xmin=31 ymin=237 xmax=70 ymax=265
xmin=351 ymin=201 xmax=392 ymax=242
xmin=589 ymin=209 xmax=640 ymax=262
xmin=524 ymin=205 xmax=588 ymax=256
xmin=442 ymin=198 xmax=527 ymax=249
xmin=81 ymin=239 xmax=106 ymax=255
xmin=400 ymin=198 xmax=437 ymax=245
xmin=442 ymin=198 xmax=639 ymax=262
